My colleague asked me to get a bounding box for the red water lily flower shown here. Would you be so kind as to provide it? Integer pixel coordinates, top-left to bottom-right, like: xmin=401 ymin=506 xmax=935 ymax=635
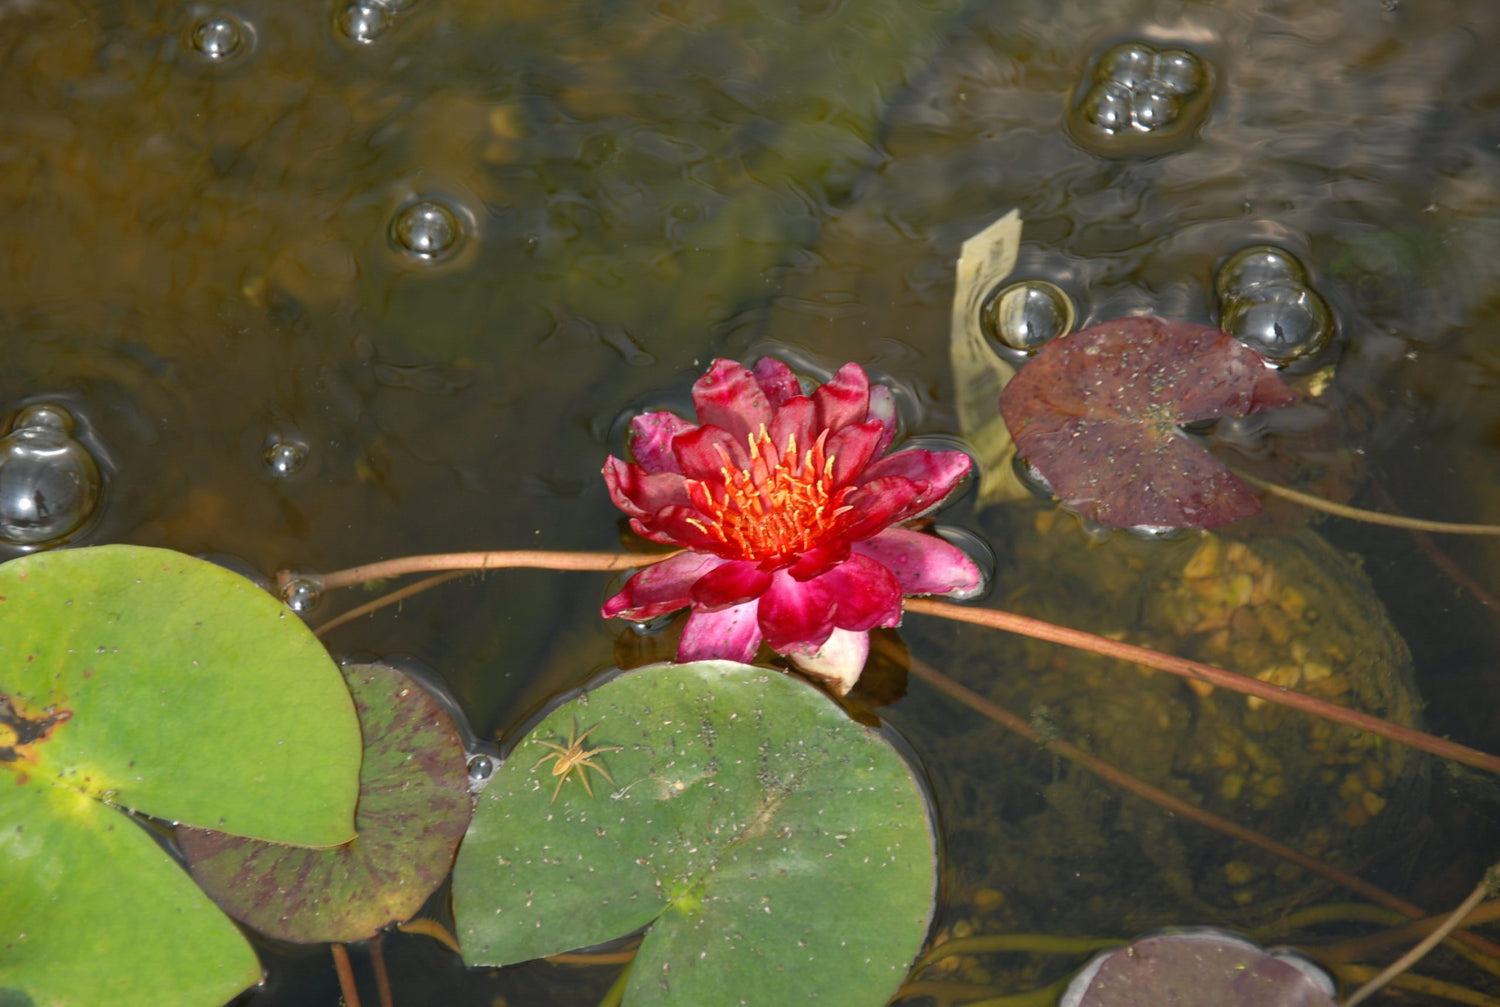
xmin=601 ymin=357 xmax=980 ymax=694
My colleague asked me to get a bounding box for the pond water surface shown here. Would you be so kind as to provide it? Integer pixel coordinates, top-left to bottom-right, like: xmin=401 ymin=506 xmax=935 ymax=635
xmin=4 ymin=0 xmax=1500 ymax=1003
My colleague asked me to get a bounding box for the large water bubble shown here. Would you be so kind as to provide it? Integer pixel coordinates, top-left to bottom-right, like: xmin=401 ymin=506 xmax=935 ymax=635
xmin=389 ymin=199 xmax=463 ymax=262
xmin=189 ymin=14 xmax=247 ymax=61
xmin=980 ymin=280 xmax=1075 ymax=355
xmin=334 ymin=1 xmax=392 ymax=44
xmin=263 ymin=438 xmax=309 ymax=479
xmin=1214 ymin=244 xmax=1335 ymax=364
xmin=1220 ymin=281 xmax=1336 ymax=364
xmin=1213 ymin=244 xmax=1308 ymax=302
xmin=1069 ymin=41 xmax=1213 ymax=156
xmin=0 ymin=404 xmax=102 ymax=548
xmin=280 ymin=576 xmax=321 ymax=614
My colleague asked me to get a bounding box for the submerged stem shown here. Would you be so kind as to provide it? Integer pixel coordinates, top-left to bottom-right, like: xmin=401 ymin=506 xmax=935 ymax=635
xmin=897 ymin=648 xmax=1500 ymax=964
xmin=1236 ymin=470 xmax=1500 ymax=536
xmin=1341 ymin=867 xmax=1499 ymax=1007
xmin=906 ymin=597 xmax=1500 ymax=777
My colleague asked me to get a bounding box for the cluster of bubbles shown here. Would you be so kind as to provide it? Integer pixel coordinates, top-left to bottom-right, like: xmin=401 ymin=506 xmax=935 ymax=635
xmin=1070 ymin=42 xmax=1211 ymax=154
xmin=980 ymin=279 xmax=1076 ymax=358
xmin=389 ymin=198 xmax=465 ymax=263
xmin=0 ymin=405 xmax=102 ymax=548
xmin=1215 ymin=245 xmax=1336 ymax=364
xmin=334 ymin=0 xmax=416 ymax=46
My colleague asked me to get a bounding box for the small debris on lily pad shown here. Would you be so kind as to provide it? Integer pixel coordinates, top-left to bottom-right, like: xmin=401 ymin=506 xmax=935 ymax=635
xmin=998 ymin=316 xmax=1296 ymax=529
xmin=179 ymin=662 xmax=473 ymax=944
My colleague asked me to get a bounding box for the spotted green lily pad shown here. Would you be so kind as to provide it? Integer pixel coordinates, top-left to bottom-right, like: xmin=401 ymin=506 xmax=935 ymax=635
xmin=180 ymin=662 xmax=473 ymax=943
xmin=452 ymin=660 xmax=936 ymax=1006
xmin=0 ymin=545 xmax=364 ymax=1006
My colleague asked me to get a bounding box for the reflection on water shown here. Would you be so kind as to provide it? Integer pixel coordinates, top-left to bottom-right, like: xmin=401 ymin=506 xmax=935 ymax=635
xmin=3 ymin=0 xmax=1500 ymax=1001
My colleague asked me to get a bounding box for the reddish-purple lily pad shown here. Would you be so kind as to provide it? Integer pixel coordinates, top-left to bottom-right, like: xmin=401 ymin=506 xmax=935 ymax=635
xmin=178 ymin=663 xmax=473 ymax=944
xmin=998 ymin=316 xmax=1296 ymax=529
xmin=1061 ymin=930 xmax=1336 ymax=1007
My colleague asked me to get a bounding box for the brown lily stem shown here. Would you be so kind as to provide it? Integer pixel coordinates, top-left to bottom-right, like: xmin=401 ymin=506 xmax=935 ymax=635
xmin=905 ymin=597 xmax=1500 ymax=778
xmin=1329 ymin=963 xmax=1500 ymax=1007
xmin=897 ymin=649 xmax=1500 ymax=962
xmin=1320 ymin=899 xmax=1500 ymax=964
xmin=330 ymin=943 xmax=362 ymax=1007
xmin=283 ymin=548 xmax=1500 ymax=774
xmin=370 ymin=936 xmax=394 ymax=1007
xmin=1235 ymin=470 xmax=1500 ymax=536
xmin=286 ymin=550 xmax=669 ymax=594
xmin=1341 ymin=869 xmax=1499 ymax=1007
xmin=313 ymin=571 xmax=469 ymax=637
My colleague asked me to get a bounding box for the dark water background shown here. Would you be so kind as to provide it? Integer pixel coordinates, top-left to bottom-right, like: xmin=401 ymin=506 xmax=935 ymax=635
xmin=4 ymin=0 xmax=1500 ymax=1002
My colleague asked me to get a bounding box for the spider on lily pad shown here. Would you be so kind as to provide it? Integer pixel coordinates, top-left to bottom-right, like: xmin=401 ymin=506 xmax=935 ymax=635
xmin=531 ymin=719 xmax=622 ymax=805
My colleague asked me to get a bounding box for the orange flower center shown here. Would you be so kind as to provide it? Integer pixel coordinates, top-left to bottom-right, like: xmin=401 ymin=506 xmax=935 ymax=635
xmin=687 ymin=426 xmax=854 ymax=562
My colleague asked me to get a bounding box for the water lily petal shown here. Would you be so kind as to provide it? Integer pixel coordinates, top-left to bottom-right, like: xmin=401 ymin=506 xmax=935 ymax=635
xmin=825 ymin=420 xmax=886 ymax=487
xmin=767 ymin=395 xmax=815 ymax=459
xmin=630 ymin=412 xmax=695 ymax=474
xmin=858 ymin=448 xmax=972 ymax=517
xmin=853 ymin=527 xmax=982 ymax=597
xmin=785 ymin=539 xmax=852 ymax=581
xmin=636 ymin=505 xmax=730 ymax=553
xmin=785 ymin=628 xmax=870 ymax=696
xmin=693 ymin=359 xmax=772 ymax=445
xmin=690 ymin=559 xmax=774 ymax=611
xmin=867 ymin=383 xmax=898 ymax=455
xmin=604 ymin=457 xmax=691 ymax=518
xmin=817 ymin=554 xmax=903 ymax=631
xmin=837 ymin=475 xmax=926 ymax=542
xmin=812 ymin=361 xmax=871 ymax=434
xmin=679 ymin=601 xmax=763 ymax=664
xmin=758 ymin=570 xmax=835 ymax=651
xmin=601 ymin=552 xmax=724 ymax=620
xmin=753 ymin=357 xmax=803 ymax=408
xmin=674 ymin=423 xmax=749 ymax=480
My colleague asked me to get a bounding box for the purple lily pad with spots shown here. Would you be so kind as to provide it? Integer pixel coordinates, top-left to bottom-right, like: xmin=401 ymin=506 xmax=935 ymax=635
xmin=998 ymin=316 xmax=1296 ymax=529
xmin=178 ymin=662 xmax=473 ymax=944
xmin=1061 ymin=929 xmax=1336 ymax=1007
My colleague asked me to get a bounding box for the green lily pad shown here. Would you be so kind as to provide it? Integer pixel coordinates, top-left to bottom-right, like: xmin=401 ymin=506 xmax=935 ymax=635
xmin=0 ymin=545 xmax=361 ymax=843
xmin=1 ymin=782 xmax=260 ymax=1007
xmin=180 ymin=663 xmax=474 ymax=943
xmin=452 ymin=660 xmax=936 ymax=1007
xmin=0 ymin=545 xmax=365 ymax=1006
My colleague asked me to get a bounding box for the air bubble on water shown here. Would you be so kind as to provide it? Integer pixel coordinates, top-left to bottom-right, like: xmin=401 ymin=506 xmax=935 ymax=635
xmin=980 ymin=280 xmax=1075 ymax=354
xmin=389 ymin=199 xmax=463 ymax=262
xmin=280 ymin=577 xmax=321 ymax=614
xmin=188 ymin=14 xmax=247 ymax=61
xmin=1220 ymin=281 xmax=1335 ymax=364
xmin=1096 ymin=43 xmax=1156 ymax=89
xmin=1131 ymin=88 xmax=1180 ymax=130
xmin=1123 ymin=523 xmax=1189 ymax=542
xmin=1012 ymin=453 xmax=1055 ymax=500
xmin=932 ymin=526 xmax=994 ymax=602
xmin=1154 ymin=49 xmax=1204 ymax=94
xmin=0 ymin=403 xmax=102 ymax=549
xmin=334 ymin=2 xmax=391 ymax=44
xmin=370 ymin=0 xmax=417 ymax=10
xmin=468 ymin=754 xmax=496 ymax=791
xmin=1214 ymin=244 xmax=1309 ymax=302
xmin=263 ymin=439 xmax=309 ymax=479
xmin=625 ymin=612 xmax=679 ymax=636
xmin=1082 ymin=82 xmax=1132 ymax=133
